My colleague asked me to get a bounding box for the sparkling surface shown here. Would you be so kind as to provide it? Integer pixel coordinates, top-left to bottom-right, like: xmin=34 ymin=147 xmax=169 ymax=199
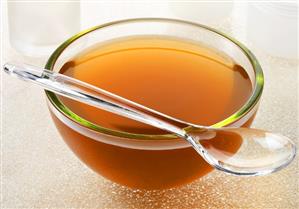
xmin=1 ymin=2 xmax=298 ymax=208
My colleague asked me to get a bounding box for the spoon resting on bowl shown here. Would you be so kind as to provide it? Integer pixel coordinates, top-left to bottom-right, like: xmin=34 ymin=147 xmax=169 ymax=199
xmin=3 ymin=62 xmax=296 ymax=176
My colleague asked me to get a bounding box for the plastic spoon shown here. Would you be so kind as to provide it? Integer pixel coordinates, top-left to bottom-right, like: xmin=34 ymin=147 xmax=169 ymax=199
xmin=3 ymin=62 xmax=296 ymax=176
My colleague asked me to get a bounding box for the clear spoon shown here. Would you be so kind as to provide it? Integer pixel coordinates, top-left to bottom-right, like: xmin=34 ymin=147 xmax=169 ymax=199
xmin=3 ymin=62 xmax=296 ymax=176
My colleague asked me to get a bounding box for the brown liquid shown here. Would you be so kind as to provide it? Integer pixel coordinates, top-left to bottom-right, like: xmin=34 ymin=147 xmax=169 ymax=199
xmin=52 ymin=37 xmax=253 ymax=189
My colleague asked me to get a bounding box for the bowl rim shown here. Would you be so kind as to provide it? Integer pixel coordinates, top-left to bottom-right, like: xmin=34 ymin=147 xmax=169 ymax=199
xmin=45 ymin=18 xmax=264 ymax=140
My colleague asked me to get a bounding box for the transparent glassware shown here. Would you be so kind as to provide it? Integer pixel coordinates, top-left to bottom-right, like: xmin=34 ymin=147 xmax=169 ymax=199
xmin=168 ymin=2 xmax=233 ymax=25
xmin=44 ymin=18 xmax=265 ymax=189
xmin=247 ymin=2 xmax=298 ymax=59
xmin=7 ymin=1 xmax=80 ymax=57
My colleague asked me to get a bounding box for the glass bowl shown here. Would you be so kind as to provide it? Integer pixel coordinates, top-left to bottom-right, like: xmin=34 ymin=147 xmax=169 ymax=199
xmin=45 ymin=18 xmax=263 ymax=190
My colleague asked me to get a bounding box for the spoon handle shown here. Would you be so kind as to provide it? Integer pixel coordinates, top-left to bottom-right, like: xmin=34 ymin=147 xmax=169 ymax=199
xmin=4 ymin=63 xmax=195 ymax=138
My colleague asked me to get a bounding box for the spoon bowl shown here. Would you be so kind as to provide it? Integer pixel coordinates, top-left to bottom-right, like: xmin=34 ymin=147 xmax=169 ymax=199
xmin=188 ymin=127 xmax=296 ymax=176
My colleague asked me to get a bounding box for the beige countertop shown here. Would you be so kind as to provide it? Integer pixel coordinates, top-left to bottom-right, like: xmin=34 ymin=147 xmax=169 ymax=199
xmin=1 ymin=2 xmax=298 ymax=209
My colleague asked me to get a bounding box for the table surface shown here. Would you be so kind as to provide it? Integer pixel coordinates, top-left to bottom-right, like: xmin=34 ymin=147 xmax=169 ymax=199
xmin=2 ymin=2 xmax=298 ymax=209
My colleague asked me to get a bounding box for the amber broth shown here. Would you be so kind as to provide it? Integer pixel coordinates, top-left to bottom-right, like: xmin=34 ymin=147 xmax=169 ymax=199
xmin=59 ymin=37 xmax=252 ymax=133
xmin=53 ymin=36 xmax=253 ymax=189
